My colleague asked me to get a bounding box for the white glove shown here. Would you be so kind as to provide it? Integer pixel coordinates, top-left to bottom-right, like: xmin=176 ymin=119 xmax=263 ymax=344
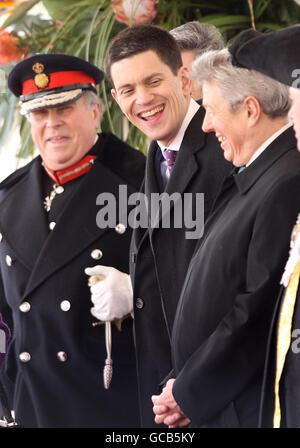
xmin=85 ymin=265 xmax=133 ymax=321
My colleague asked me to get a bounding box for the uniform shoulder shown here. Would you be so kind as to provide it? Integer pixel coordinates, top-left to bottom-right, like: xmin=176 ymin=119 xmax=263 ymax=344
xmin=98 ymin=132 xmax=146 ymax=190
xmin=0 ymin=157 xmax=38 ymax=191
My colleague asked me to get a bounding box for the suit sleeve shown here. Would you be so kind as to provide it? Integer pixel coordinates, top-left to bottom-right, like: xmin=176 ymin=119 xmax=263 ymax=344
xmin=172 ymin=174 xmax=300 ymax=426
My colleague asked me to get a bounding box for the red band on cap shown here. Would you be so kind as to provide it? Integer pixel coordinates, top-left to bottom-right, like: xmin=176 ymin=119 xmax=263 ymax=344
xmin=22 ymin=71 xmax=96 ymax=95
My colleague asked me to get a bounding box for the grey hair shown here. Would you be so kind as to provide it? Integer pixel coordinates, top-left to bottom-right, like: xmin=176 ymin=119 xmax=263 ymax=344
xmin=190 ymin=48 xmax=290 ymax=118
xmin=170 ymin=22 xmax=224 ymax=57
xmin=83 ymin=89 xmax=104 ymax=122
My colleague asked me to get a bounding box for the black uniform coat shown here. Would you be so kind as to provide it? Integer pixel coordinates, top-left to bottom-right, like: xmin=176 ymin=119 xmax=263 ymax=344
xmin=130 ymin=105 xmax=232 ymax=426
xmin=0 ymin=133 xmax=145 ymax=428
xmin=171 ymin=127 xmax=300 ymax=428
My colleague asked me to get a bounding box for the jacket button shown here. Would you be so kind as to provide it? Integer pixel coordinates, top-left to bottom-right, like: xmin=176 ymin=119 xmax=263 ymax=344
xmin=49 ymin=222 xmax=56 ymax=231
xmin=57 ymin=351 xmax=67 ymax=362
xmin=91 ymin=249 xmax=103 ymax=260
xmin=5 ymin=255 xmax=13 ymax=266
xmin=115 ymin=223 xmax=126 ymax=234
xmin=60 ymin=300 xmax=71 ymax=312
xmin=135 ymin=298 xmax=144 ymax=309
xmin=19 ymin=302 xmax=31 ymax=313
xmin=19 ymin=352 xmax=31 ymax=363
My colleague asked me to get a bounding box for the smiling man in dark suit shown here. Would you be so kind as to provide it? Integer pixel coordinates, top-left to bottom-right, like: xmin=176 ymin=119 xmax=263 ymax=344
xmin=85 ymin=24 xmax=232 ymax=427
xmin=0 ymin=53 xmax=145 ymax=427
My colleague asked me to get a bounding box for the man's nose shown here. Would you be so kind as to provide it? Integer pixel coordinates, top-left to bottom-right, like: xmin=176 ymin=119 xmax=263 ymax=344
xmin=45 ymin=110 xmax=63 ymax=127
xmin=135 ymin=87 xmax=154 ymax=105
xmin=202 ymin=112 xmax=213 ymax=133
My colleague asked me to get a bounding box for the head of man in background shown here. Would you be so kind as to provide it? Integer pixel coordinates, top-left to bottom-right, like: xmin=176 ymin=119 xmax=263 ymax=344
xmin=170 ymin=21 xmax=224 ymax=100
xmin=229 ymin=25 xmax=300 ymax=150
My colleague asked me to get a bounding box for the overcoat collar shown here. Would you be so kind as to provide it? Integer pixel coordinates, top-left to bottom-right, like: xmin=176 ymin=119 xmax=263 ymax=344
xmin=234 ymin=126 xmax=297 ymax=194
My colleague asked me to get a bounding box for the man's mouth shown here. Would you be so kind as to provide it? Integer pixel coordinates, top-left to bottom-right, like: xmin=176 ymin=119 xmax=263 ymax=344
xmin=47 ymin=136 xmax=69 ymax=143
xmin=217 ymin=135 xmax=226 ymax=143
xmin=139 ymin=105 xmax=164 ymax=120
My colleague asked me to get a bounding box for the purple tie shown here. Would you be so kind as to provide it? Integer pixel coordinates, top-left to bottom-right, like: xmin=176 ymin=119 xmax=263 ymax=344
xmin=164 ymin=149 xmax=177 ymax=174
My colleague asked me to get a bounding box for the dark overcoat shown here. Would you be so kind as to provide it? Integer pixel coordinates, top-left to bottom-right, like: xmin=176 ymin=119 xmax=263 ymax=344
xmin=130 ymin=106 xmax=232 ymax=426
xmin=171 ymin=127 xmax=300 ymax=428
xmin=0 ymin=132 xmax=145 ymax=428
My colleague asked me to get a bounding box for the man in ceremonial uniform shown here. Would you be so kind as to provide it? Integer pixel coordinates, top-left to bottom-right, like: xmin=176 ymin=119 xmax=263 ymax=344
xmin=229 ymin=24 xmax=300 ymax=428
xmin=152 ymin=48 xmax=300 ymax=428
xmin=0 ymin=54 xmax=145 ymax=427
xmin=87 ymin=24 xmax=231 ymax=426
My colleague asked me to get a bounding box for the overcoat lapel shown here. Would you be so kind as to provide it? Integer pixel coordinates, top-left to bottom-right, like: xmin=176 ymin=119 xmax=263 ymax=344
xmin=148 ymin=107 xmax=205 ymax=233
xmin=0 ymin=157 xmax=48 ymax=271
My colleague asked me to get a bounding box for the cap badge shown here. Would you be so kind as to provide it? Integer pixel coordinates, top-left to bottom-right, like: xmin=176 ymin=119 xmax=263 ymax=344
xmin=32 ymin=62 xmax=50 ymax=89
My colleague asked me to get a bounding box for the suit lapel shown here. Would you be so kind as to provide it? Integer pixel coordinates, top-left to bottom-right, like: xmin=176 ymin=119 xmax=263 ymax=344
xmin=22 ymin=160 xmax=118 ymax=299
xmin=149 ymin=107 xmax=205 ymax=232
xmin=0 ymin=157 xmax=48 ymax=271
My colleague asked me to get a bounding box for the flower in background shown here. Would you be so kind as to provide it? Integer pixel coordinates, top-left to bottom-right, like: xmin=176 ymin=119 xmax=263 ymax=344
xmin=0 ymin=29 xmax=26 ymax=65
xmin=112 ymin=0 xmax=158 ymax=25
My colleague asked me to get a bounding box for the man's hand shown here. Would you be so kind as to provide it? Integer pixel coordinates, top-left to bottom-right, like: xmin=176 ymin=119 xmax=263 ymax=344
xmin=85 ymin=265 xmax=133 ymax=321
xmin=152 ymin=379 xmax=191 ymax=428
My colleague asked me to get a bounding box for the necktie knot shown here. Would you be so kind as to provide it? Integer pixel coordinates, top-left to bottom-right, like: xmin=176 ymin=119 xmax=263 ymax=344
xmin=164 ymin=149 xmax=177 ymax=174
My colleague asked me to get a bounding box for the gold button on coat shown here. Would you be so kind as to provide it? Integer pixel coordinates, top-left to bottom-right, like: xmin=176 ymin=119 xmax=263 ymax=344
xmin=115 ymin=223 xmax=126 ymax=234
xmin=91 ymin=249 xmax=103 ymax=260
xmin=19 ymin=302 xmax=31 ymax=313
xmin=57 ymin=351 xmax=67 ymax=362
xmin=60 ymin=300 xmax=71 ymax=312
xmin=19 ymin=352 xmax=31 ymax=363
xmin=5 ymin=255 xmax=13 ymax=266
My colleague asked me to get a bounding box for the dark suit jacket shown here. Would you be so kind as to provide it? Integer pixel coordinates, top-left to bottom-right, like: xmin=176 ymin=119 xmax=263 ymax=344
xmin=0 ymin=133 xmax=145 ymax=428
xmin=130 ymin=105 xmax=232 ymax=426
xmin=171 ymin=127 xmax=300 ymax=428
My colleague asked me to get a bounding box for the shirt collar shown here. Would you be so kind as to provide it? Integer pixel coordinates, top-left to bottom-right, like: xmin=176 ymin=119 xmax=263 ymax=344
xmin=246 ymin=122 xmax=293 ymax=167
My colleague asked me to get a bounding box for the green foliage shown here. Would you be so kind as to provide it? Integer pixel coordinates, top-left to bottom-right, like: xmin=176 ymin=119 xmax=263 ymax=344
xmin=0 ymin=0 xmax=299 ymax=160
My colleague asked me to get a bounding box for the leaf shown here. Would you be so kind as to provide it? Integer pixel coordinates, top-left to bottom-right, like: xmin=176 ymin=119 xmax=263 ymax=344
xmin=1 ymin=0 xmax=40 ymax=28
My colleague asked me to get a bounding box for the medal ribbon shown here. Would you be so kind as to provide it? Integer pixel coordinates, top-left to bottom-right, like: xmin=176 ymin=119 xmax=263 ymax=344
xmin=273 ymin=258 xmax=300 ymax=427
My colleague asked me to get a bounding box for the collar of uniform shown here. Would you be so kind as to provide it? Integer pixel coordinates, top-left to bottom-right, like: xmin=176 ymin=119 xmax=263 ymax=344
xmin=157 ymin=98 xmax=200 ymax=157
xmin=233 ymin=126 xmax=297 ymax=194
xmin=42 ymin=155 xmax=96 ymax=185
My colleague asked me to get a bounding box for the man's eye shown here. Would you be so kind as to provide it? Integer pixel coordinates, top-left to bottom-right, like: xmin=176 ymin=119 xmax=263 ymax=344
xmin=121 ymin=89 xmax=133 ymax=95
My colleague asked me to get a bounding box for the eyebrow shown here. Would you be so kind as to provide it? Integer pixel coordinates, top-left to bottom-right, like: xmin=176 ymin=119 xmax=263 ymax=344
xmin=116 ymin=72 xmax=164 ymax=92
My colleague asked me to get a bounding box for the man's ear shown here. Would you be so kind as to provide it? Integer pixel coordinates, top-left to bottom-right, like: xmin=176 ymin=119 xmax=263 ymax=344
xmin=243 ymin=96 xmax=261 ymax=126
xmin=111 ymin=88 xmax=118 ymax=104
xmin=179 ymin=66 xmax=192 ymax=98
